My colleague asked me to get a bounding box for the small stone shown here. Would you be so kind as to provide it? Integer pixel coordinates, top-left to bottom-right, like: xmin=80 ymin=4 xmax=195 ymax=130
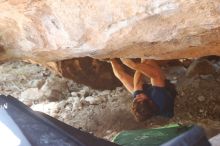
xmin=97 ymin=95 xmax=108 ymax=102
xmin=200 ymin=75 xmax=215 ymax=80
xmin=50 ymin=112 xmax=58 ymax=117
xmin=92 ymin=92 xmax=98 ymax=96
xmin=78 ymin=90 xmax=86 ymax=97
xmin=44 ymin=89 xmax=63 ymax=101
xmin=115 ymin=87 xmax=124 ymax=92
xmin=62 ymin=113 xmax=72 ymax=120
xmin=65 ymin=105 xmax=72 ymax=111
xmin=71 ymin=92 xmax=78 ymax=97
xmin=83 ymin=86 xmax=90 ymax=92
xmin=51 ymin=108 xmax=59 ymax=113
xmin=84 ymin=96 xmax=100 ymax=105
xmin=100 ymin=90 xmax=111 ymax=95
xmin=84 ymin=95 xmax=107 ymax=105
xmin=66 ymin=97 xmax=74 ymax=102
xmin=180 ymin=92 xmax=185 ymax=96
xmin=173 ymin=76 xmax=177 ymax=80
xmin=72 ymin=98 xmax=82 ymax=110
xmin=84 ymin=91 xmax=90 ymax=97
xmin=187 ymin=113 xmax=192 ymax=118
xmin=170 ymin=80 xmax=177 ymax=84
xmin=28 ymin=79 xmax=45 ymax=89
xmin=40 ymin=75 xmax=69 ymax=100
xmin=106 ymin=130 xmax=112 ymax=134
xmin=20 ymin=88 xmax=44 ymax=105
xmin=190 ymin=92 xmax=195 ymax=96
xmin=80 ymin=97 xmax=90 ymax=105
xmin=81 ymin=87 xmax=91 ymax=97
xmin=199 ymin=109 xmax=204 ymax=113
xmin=197 ymin=96 xmax=205 ymax=102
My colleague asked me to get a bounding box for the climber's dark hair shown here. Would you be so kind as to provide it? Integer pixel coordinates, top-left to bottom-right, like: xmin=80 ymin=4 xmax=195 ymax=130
xmin=131 ymin=96 xmax=159 ymax=122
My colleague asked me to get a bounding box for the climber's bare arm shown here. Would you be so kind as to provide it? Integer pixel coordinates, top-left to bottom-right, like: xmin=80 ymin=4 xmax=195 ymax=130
xmin=110 ymin=59 xmax=134 ymax=93
xmin=121 ymin=58 xmax=165 ymax=87
xmin=133 ymin=71 xmax=144 ymax=91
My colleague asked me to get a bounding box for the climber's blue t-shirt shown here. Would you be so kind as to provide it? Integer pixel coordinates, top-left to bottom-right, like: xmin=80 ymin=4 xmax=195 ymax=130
xmin=142 ymin=84 xmax=175 ymax=118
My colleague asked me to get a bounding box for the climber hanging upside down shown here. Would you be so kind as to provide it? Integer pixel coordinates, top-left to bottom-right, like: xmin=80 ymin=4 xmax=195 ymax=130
xmin=110 ymin=59 xmax=177 ymax=122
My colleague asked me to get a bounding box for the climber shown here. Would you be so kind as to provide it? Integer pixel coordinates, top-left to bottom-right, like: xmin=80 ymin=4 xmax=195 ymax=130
xmin=110 ymin=59 xmax=177 ymax=121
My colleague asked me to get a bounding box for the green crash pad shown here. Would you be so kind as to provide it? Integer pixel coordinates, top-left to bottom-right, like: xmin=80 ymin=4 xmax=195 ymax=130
xmin=112 ymin=124 xmax=192 ymax=146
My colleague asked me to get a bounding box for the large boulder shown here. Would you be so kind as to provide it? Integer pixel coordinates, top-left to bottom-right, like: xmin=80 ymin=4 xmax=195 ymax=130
xmin=186 ymin=59 xmax=216 ymax=77
xmin=1 ymin=0 xmax=220 ymax=62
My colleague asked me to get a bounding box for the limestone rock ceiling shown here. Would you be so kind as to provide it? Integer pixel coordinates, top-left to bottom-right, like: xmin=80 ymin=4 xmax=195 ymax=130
xmin=1 ymin=0 xmax=220 ymax=62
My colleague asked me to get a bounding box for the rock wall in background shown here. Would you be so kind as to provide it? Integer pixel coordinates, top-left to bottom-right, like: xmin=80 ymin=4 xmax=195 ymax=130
xmin=48 ymin=57 xmax=122 ymax=89
xmin=1 ymin=0 xmax=220 ymax=62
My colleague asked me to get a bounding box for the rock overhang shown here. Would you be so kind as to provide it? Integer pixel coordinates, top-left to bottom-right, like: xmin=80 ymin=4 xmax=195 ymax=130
xmin=1 ymin=0 xmax=220 ymax=62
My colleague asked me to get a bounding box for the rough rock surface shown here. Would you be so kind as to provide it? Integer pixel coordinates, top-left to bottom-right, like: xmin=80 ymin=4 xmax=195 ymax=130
xmin=186 ymin=58 xmax=216 ymax=77
xmin=1 ymin=0 xmax=220 ymax=62
xmin=51 ymin=57 xmax=122 ymax=89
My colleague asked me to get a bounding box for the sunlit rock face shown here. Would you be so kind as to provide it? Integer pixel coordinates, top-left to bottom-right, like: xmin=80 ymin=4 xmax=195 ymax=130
xmin=1 ymin=0 xmax=220 ymax=62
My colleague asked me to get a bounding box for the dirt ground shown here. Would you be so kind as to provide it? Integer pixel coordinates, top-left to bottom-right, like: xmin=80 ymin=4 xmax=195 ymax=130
xmin=0 ymin=60 xmax=219 ymax=141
